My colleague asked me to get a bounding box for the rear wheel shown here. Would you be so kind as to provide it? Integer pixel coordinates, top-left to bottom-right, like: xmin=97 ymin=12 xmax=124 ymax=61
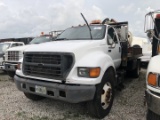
xmin=87 ymin=69 xmax=115 ymax=119
xmin=24 ymin=92 xmax=45 ymax=101
xmin=132 ymin=60 xmax=140 ymax=78
xmin=147 ymin=109 xmax=160 ymax=120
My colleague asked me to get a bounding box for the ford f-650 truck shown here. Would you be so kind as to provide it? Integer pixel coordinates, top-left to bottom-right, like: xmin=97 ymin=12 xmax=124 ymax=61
xmin=144 ymin=10 xmax=160 ymax=120
xmin=14 ymin=18 xmax=142 ymax=118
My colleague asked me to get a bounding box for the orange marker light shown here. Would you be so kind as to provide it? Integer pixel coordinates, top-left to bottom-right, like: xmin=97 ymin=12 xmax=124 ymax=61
xmin=89 ymin=67 xmax=100 ymax=78
xmin=41 ymin=32 xmax=44 ymax=35
xmin=91 ymin=20 xmax=101 ymax=24
xmin=148 ymin=73 xmax=157 ymax=86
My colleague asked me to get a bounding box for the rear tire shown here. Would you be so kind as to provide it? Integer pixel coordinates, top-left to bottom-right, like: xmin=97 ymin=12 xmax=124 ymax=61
xmin=24 ymin=92 xmax=45 ymax=101
xmin=147 ymin=109 xmax=160 ymax=120
xmin=87 ymin=69 xmax=115 ymax=119
xmin=132 ymin=60 xmax=140 ymax=78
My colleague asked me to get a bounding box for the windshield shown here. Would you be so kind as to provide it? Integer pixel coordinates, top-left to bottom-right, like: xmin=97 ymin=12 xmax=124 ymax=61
xmin=57 ymin=25 xmax=106 ymax=40
xmin=0 ymin=43 xmax=10 ymax=52
xmin=29 ymin=36 xmax=52 ymax=44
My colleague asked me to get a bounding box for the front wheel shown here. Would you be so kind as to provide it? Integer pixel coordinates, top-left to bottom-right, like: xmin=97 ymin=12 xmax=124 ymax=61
xmin=87 ymin=69 xmax=115 ymax=119
xmin=147 ymin=109 xmax=160 ymax=120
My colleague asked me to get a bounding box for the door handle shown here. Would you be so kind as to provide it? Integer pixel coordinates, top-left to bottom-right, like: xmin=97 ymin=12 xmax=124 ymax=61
xmin=108 ymin=50 xmax=111 ymax=52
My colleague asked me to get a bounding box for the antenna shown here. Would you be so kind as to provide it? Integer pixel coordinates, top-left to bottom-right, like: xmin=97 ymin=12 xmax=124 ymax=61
xmin=80 ymin=13 xmax=92 ymax=39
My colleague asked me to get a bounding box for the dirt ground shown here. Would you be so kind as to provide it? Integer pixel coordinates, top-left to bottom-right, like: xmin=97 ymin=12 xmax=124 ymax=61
xmin=0 ymin=69 xmax=147 ymax=120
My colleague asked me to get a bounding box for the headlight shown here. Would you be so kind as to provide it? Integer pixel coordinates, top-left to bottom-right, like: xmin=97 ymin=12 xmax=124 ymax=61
xmin=78 ymin=67 xmax=100 ymax=78
xmin=147 ymin=73 xmax=158 ymax=87
xmin=17 ymin=62 xmax=22 ymax=70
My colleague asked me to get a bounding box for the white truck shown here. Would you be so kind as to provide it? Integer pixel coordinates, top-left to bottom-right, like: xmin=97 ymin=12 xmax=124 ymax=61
xmin=145 ymin=10 xmax=160 ymax=120
xmin=0 ymin=42 xmax=24 ymax=71
xmin=14 ymin=17 xmax=142 ymax=118
xmin=4 ymin=34 xmax=55 ymax=78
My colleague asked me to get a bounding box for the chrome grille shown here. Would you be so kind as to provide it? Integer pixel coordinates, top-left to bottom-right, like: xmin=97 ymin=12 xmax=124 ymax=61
xmin=8 ymin=51 xmax=20 ymax=61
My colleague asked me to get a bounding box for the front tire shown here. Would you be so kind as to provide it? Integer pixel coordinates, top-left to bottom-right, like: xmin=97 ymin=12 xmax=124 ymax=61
xmin=24 ymin=92 xmax=45 ymax=101
xmin=147 ymin=109 xmax=160 ymax=120
xmin=87 ymin=69 xmax=115 ymax=119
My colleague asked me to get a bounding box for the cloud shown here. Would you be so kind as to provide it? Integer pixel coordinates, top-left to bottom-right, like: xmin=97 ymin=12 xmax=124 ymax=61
xmin=0 ymin=0 xmax=160 ymax=39
xmin=0 ymin=0 xmax=106 ymax=39
xmin=119 ymin=3 xmax=135 ymax=14
xmin=146 ymin=7 xmax=154 ymax=12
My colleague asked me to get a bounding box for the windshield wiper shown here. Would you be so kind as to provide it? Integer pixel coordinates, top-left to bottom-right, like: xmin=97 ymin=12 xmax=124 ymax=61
xmin=81 ymin=13 xmax=93 ymax=39
xmin=55 ymin=38 xmax=69 ymax=41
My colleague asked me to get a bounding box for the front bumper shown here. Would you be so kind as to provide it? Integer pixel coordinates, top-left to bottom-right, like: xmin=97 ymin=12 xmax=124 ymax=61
xmin=145 ymin=89 xmax=160 ymax=115
xmin=14 ymin=75 xmax=96 ymax=103
xmin=5 ymin=62 xmax=18 ymax=71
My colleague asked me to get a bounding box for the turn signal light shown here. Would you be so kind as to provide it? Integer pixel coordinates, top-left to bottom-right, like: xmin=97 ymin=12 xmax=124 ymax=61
xmin=89 ymin=68 xmax=100 ymax=78
xmin=148 ymin=73 xmax=157 ymax=86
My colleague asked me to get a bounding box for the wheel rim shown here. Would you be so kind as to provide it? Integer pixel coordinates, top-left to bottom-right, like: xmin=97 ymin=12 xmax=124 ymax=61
xmin=101 ymin=82 xmax=112 ymax=109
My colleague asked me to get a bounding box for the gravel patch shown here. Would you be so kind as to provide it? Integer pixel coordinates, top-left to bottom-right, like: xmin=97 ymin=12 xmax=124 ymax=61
xmin=0 ymin=69 xmax=147 ymax=120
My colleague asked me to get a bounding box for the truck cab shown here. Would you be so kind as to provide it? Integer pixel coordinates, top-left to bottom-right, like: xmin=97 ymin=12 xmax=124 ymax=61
xmin=14 ymin=20 xmax=142 ymax=118
xmin=0 ymin=42 xmax=24 ymax=70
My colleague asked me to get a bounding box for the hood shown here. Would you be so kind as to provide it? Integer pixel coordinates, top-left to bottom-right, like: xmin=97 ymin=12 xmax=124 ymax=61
xmin=25 ymin=40 xmax=102 ymax=53
xmin=6 ymin=45 xmax=35 ymax=52
xmin=147 ymin=55 xmax=160 ymax=74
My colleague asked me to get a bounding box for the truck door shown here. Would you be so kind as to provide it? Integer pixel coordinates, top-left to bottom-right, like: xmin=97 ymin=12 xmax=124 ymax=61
xmin=107 ymin=27 xmax=121 ymax=68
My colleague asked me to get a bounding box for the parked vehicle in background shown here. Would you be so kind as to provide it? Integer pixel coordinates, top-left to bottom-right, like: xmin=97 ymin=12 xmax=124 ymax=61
xmin=140 ymin=42 xmax=152 ymax=66
xmin=0 ymin=42 xmax=24 ymax=71
xmin=131 ymin=36 xmax=148 ymax=48
xmin=4 ymin=32 xmax=61 ymax=78
xmin=144 ymin=10 xmax=160 ymax=120
xmin=14 ymin=16 xmax=142 ymax=119
xmin=131 ymin=37 xmax=152 ymax=65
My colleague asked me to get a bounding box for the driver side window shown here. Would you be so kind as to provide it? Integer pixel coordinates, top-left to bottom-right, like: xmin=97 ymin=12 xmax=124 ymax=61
xmin=107 ymin=34 xmax=114 ymax=45
xmin=107 ymin=27 xmax=118 ymax=44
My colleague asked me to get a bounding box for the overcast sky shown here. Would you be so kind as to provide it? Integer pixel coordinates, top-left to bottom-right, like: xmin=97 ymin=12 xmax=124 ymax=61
xmin=0 ymin=0 xmax=159 ymax=39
